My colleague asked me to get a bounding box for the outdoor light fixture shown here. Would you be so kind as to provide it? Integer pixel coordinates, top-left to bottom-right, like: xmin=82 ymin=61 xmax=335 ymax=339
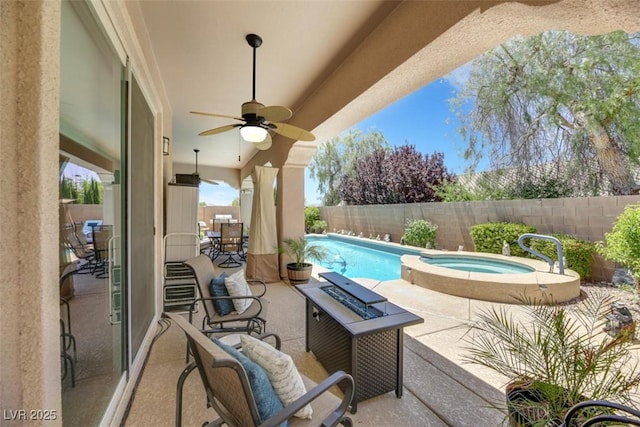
xmin=162 ymin=136 xmax=170 ymax=156
xmin=240 ymin=125 xmax=267 ymax=142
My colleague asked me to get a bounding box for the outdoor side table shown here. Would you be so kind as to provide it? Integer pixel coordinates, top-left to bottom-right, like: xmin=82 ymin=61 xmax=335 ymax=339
xmin=297 ymin=273 xmax=423 ymax=413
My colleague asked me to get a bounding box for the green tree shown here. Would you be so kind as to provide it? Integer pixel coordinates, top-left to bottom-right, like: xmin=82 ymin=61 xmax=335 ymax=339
xmin=80 ymin=177 xmax=103 ymax=204
xmin=308 ymin=129 xmax=389 ymax=206
xmin=60 ymin=176 xmax=79 ymax=201
xmin=452 ymin=30 xmax=640 ymax=195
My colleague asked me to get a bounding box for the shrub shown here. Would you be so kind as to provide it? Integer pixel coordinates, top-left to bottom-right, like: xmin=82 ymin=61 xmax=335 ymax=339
xmin=304 ymin=206 xmax=321 ymax=233
xmin=597 ymin=203 xmax=640 ymax=281
xmin=309 ymin=220 xmax=327 ymax=234
xmin=529 ymin=234 xmax=594 ymax=279
xmin=470 ymin=222 xmax=537 ymax=257
xmin=402 ymin=219 xmax=438 ymax=248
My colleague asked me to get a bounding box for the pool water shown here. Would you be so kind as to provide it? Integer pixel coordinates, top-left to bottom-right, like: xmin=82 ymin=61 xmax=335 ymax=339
xmin=420 ymin=255 xmax=535 ymax=274
xmin=306 ymin=236 xmax=418 ymax=281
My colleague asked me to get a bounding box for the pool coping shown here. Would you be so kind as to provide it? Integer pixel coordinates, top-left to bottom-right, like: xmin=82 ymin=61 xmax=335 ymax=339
xmin=401 ymin=250 xmax=581 ymax=304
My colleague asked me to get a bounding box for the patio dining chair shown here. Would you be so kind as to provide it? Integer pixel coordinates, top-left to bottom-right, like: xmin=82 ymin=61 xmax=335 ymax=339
xmin=183 ymin=254 xmax=267 ymax=339
xmin=218 ymin=222 xmax=244 ymax=268
xmin=92 ymin=224 xmax=113 ymax=278
xmin=62 ymin=224 xmax=95 ymax=274
xmin=165 ymin=311 xmax=355 ymax=427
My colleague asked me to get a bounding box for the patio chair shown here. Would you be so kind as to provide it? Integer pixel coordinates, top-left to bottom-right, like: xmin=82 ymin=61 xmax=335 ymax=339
xmin=62 ymin=224 xmax=95 ymax=274
xmin=92 ymin=224 xmax=112 ymax=278
xmin=165 ymin=311 xmax=355 ymax=427
xmin=183 ymin=254 xmax=267 ymax=338
xmin=60 ymin=263 xmax=78 ymax=387
xmin=560 ymin=400 xmax=640 ymax=426
xmin=218 ymin=222 xmax=244 ymax=268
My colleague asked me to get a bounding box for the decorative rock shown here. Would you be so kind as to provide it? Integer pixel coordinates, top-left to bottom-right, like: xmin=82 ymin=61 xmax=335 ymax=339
xmin=612 ymin=268 xmax=636 ymax=288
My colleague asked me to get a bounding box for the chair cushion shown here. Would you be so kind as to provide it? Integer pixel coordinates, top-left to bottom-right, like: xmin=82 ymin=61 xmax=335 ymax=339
xmin=213 ymin=338 xmax=287 ymax=426
xmin=224 ymin=270 xmax=253 ymax=314
xmin=240 ymin=335 xmax=312 ymax=419
xmin=210 ymin=272 xmax=233 ymax=315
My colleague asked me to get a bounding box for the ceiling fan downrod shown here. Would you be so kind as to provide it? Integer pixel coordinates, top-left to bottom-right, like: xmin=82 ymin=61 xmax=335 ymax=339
xmin=246 ymin=34 xmax=262 ymax=101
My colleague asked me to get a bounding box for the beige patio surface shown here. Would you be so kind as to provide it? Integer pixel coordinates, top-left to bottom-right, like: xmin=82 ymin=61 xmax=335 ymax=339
xmin=123 ymin=261 xmax=521 ymax=426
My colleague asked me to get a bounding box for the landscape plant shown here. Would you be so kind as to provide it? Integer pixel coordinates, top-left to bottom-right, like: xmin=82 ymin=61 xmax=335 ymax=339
xmin=597 ymin=203 xmax=640 ymax=282
xmin=308 ymin=220 xmax=327 ymax=234
xmin=452 ymin=30 xmax=640 ymax=195
xmin=304 ymin=206 xmax=321 ymax=232
xmin=464 ymin=292 xmax=640 ymax=426
xmin=529 ymin=234 xmax=594 ymax=279
xmin=339 ymin=145 xmax=455 ymax=205
xmin=402 ymin=219 xmax=437 ymax=248
xmin=451 ymin=31 xmax=640 ymax=194
xmin=308 ymin=129 xmax=389 ymax=206
xmin=470 ymin=222 xmax=536 ymax=257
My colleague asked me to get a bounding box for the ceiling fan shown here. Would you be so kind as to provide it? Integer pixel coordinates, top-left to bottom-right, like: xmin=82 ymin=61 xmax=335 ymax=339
xmin=191 ymin=33 xmax=315 ymax=150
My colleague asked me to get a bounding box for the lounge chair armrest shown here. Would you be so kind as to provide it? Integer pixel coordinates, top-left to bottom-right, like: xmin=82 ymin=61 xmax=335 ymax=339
xmin=258 ymin=371 xmax=354 ymax=427
xmin=254 ymin=332 xmax=281 ymax=350
xmin=247 ymin=279 xmax=267 ymax=297
xmin=188 ymin=296 xmax=264 ymax=324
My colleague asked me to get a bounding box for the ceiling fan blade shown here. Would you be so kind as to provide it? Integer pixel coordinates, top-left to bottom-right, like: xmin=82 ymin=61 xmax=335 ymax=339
xmin=259 ymin=105 xmax=292 ymax=122
xmin=198 ymin=123 xmax=241 ymax=136
xmin=200 ymin=178 xmax=219 ymax=186
xmin=271 ymin=123 xmax=315 ymax=141
xmin=255 ymin=132 xmax=272 ymax=150
xmin=190 ymin=111 xmax=243 ymax=121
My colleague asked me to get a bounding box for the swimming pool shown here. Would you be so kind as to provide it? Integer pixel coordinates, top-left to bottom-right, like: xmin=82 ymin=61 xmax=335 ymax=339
xmin=305 ymin=235 xmax=421 ymax=281
xmin=307 ymin=234 xmax=581 ymax=304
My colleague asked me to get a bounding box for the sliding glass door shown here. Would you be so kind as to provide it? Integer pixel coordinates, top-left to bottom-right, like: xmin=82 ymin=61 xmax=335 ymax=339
xmin=59 ymin=1 xmax=126 ymax=424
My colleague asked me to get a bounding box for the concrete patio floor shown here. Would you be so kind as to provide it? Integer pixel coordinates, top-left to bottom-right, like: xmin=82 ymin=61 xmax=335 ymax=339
xmin=123 ymin=266 xmax=524 ymax=426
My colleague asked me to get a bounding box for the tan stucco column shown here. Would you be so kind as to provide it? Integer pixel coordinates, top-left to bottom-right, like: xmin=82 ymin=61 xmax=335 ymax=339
xmin=277 ymin=165 xmax=306 ymax=277
xmin=0 ymin=1 xmax=62 ymax=421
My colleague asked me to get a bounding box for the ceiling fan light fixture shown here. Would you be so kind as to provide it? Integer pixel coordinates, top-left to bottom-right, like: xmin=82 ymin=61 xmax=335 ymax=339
xmin=240 ymin=125 xmax=267 ymax=142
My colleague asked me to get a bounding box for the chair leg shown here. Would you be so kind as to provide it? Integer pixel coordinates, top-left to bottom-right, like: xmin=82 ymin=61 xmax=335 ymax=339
xmin=176 ymin=362 xmax=197 ymax=427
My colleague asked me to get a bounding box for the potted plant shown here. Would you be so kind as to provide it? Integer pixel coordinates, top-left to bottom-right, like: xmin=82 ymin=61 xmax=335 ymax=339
xmin=463 ymin=292 xmax=640 ymax=426
xmin=281 ymin=237 xmax=328 ymax=284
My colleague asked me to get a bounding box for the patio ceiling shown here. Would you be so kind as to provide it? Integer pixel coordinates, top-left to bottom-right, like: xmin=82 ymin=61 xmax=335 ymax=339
xmin=133 ymin=0 xmax=640 ymax=180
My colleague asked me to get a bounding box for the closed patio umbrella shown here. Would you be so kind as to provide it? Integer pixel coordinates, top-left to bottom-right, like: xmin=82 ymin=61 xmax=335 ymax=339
xmin=245 ymin=165 xmax=280 ymax=282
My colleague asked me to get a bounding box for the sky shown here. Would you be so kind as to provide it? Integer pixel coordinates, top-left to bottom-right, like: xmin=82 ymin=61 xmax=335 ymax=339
xmin=304 ymin=72 xmax=472 ymax=205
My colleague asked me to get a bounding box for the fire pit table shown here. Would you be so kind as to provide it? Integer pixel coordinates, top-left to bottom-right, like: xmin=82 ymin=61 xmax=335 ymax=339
xmin=297 ymin=272 xmax=424 ymax=412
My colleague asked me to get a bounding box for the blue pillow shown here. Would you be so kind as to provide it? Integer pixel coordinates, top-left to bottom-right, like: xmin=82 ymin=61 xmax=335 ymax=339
xmin=210 ymin=272 xmax=233 ymax=315
xmin=213 ymin=339 xmax=287 ymax=426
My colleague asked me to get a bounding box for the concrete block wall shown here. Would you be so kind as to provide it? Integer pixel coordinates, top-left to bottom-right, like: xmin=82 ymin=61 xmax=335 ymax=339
xmin=320 ymin=195 xmax=640 ymax=282
xmin=198 ymin=205 xmax=242 ymax=226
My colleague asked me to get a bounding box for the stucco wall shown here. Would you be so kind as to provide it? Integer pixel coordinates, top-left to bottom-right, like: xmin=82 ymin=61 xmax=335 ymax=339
xmin=0 ymin=0 xmax=62 ymax=419
xmin=320 ymin=195 xmax=640 ymax=282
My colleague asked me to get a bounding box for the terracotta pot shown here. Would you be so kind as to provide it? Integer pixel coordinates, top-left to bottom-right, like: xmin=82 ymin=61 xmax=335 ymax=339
xmin=286 ymin=262 xmax=312 ymax=284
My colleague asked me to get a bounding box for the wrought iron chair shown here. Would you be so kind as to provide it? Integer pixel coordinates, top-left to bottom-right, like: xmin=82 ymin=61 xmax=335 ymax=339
xmin=218 ymin=222 xmax=244 ymax=268
xmin=60 ymin=263 xmax=78 ymax=387
xmin=183 ymin=254 xmax=267 ymax=338
xmin=165 ymin=311 xmax=355 ymax=427
xmin=561 ymin=400 xmax=640 ymax=426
